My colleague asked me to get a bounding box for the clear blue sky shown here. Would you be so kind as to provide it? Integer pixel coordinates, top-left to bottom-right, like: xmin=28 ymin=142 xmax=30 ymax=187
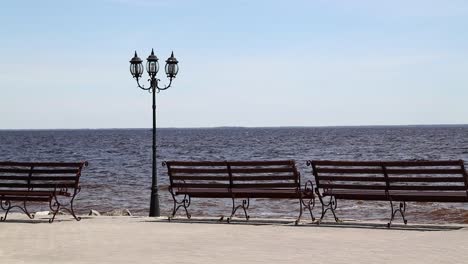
xmin=1 ymin=0 xmax=467 ymax=129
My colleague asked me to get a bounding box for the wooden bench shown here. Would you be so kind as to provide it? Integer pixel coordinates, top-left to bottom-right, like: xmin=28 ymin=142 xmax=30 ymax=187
xmin=0 ymin=161 xmax=88 ymax=223
xmin=307 ymin=160 xmax=468 ymax=227
xmin=164 ymin=160 xmax=315 ymax=224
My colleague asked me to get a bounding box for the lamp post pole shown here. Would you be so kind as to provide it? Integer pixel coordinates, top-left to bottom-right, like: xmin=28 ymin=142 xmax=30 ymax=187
xmin=129 ymin=49 xmax=179 ymax=217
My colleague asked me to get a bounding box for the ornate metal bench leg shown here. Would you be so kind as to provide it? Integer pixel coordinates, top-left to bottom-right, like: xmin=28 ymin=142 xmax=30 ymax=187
xmin=295 ymin=198 xmax=304 ymax=225
xmin=168 ymin=187 xmax=191 ymax=220
xmin=68 ymin=189 xmax=82 ymax=221
xmin=227 ymin=198 xmax=250 ymax=223
xmin=328 ymin=197 xmax=340 ymax=222
xmin=316 ymin=188 xmax=339 ymax=224
xmin=296 ymin=197 xmax=316 ymax=225
xmin=23 ymin=200 xmax=35 ymax=219
xmin=388 ymin=200 xmax=408 ymax=228
xmin=0 ymin=200 xmax=12 ymax=222
xmin=49 ymin=195 xmax=61 ymax=224
xmin=304 ymin=197 xmax=316 ymax=222
xmin=56 ymin=187 xmax=82 ymax=221
xmin=1 ymin=199 xmax=36 ymax=221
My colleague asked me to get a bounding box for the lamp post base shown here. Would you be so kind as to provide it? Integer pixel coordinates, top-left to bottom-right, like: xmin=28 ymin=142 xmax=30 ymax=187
xmin=149 ymin=187 xmax=160 ymax=217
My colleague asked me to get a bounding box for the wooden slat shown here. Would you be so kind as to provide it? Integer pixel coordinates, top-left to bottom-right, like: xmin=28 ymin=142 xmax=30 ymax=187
xmin=311 ymin=160 xmax=382 ymax=166
xmin=386 ymin=169 xmax=464 ymax=174
xmin=383 ymin=160 xmax=463 ymax=166
xmin=0 ymin=196 xmax=52 ymax=202
xmin=228 ymin=160 xmax=293 ymax=166
xmin=172 ymin=183 xmax=231 ymax=188
xmin=165 ymin=161 xmax=227 ymax=166
xmin=170 ymin=168 xmax=228 ymax=174
xmin=0 ymin=168 xmax=79 ymax=174
xmin=310 ymin=160 xmax=462 ymax=166
xmin=231 ymin=183 xmax=298 ymax=188
xmin=0 ymin=176 xmax=78 ymax=181
xmin=388 ymin=185 xmax=466 ymax=191
xmin=231 ymin=175 xmax=295 ymax=181
xmin=0 ymin=190 xmax=54 ymax=196
xmin=171 ymin=175 xmax=229 ymax=181
xmin=317 ymin=176 xmax=386 ymax=182
xmin=319 ymin=184 xmax=387 ymax=190
xmin=316 ymin=168 xmax=384 ymax=174
xmin=230 ymin=168 xmax=294 ymax=173
xmin=0 ymin=161 xmax=87 ymax=167
xmin=388 ymin=177 xmax=465 ymax=183
xmin=0 ymin=183 xmax=77 ymax=188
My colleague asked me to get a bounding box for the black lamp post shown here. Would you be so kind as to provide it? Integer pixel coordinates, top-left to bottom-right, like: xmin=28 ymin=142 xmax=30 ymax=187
xmin=129 ymin=49 xmax=179 ymax=217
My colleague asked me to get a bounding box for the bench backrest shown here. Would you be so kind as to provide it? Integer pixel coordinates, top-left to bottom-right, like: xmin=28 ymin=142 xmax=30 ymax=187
xmin=164 ymin=161 xmax=231 ymax=190
xmin=0 ymin=162 xmax=88 ymax=193
xmin=164 ymin=160 xmax=300 ymax=191
xmin=229 ymin=160 xmax=300 ymax=190
xmin=384 ymin=160 xmax=468 ymax=192
xmin=308 ymin=160 xmax=388 ymax=191
xmin=308 ymin=160 xmax=468 ymax=193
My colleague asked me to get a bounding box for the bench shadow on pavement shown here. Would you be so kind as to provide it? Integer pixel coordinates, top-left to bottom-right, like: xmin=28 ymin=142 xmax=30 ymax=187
xmin=143 ymin=217 xmax=465 ymax=232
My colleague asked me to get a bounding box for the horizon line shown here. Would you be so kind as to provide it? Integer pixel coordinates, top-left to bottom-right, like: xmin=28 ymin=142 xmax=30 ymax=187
xmin=1 ymin=123 xmax=468 ymax=131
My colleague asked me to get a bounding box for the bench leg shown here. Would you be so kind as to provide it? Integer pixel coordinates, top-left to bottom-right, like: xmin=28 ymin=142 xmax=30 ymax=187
xmin=48 ymin=195 xmax=61 ymax=223
xmin=316 ymin=188 xmax=340 ymax=224
xmin=227 ymin=198 xmax=250 ymax=223
xmin=296 ymin=181 xmax=316 ymax=225
xmin=57 ymin=187 xmax=82 ymax=221
xmin=296 ymin=197 xmax=315 ymax=225
xmin=388 ymin=200 xmax=407 ymax=228
xmin=168 ymin=187 xmax=191 ymax=220
xmin=0 ymin=199 xmax=35 ymax=221
xmin=0 ymin=200 xmax=11 ymax=221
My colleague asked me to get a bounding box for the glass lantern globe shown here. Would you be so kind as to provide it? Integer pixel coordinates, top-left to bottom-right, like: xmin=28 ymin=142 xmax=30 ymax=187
xmin=129 ymin=51 xmax=144 ymax=78
xmin=146 ymin=49 xmax=159 ymax=77
xmin=165 ymin=51 xmax=179 ymax=78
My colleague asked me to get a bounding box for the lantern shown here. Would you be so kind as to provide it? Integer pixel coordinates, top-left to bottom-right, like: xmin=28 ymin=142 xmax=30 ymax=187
xmin=129 ymin=51 xmax=143 ymax=78
xmin=165 ymin=51 xmax=179 ymax=78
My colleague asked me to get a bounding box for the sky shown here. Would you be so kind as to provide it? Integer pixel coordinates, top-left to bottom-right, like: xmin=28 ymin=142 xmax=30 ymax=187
xmin=0 ymin=0 xmax=467 ymax=129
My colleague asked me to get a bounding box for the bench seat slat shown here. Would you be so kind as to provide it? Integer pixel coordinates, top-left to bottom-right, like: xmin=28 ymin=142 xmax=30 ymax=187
xmin=172 ymin=183 xmax=231 ymax=188
xmin=0 ymin=190 xmax=54 ymax=196
xmin=389 ymin=191 xmax=468 ymax=202
xmin=231 ymin=189 xmax=311 ymax=199
xmin=175 ymin=188 xmax=231 ymax=198
xmin=323 ymin=189 xmax=388 ymax=200
xmin=386 ymin=169 xmax=464 ymax=174
xmin=319 ymin=184 xmax=387 ymax=190
xmin=315 ymin=168 xmax=383 ymax=174
xmin=312 ymin=160 xmax=463 ymax=166
xmin=170 ymin=168 xmax=228 ymax=174
xmin=388 ymin=185 xmax=466 ymax=191
xmin=0 ymin=176 xmax=78 ymax=181
xmin=230 ymin=168 xmax=295 ymax=173
xmin=388 ymin=177 xmax=465 ymax=182
xmin=0 ymin=162 xmax=86 ymax=167
xmin=0 ymin=196 xmax=52 ymax=202
xmin=231 ymin=183 xmax=298 ymax=188
xmin=0 ymin=168 xmax=79 ymax=174
xmin=228 ymin=160 xmax=294 ymax=166
xmin=0 ymin=183 xmax=77 ymax=188
xmin=231 ymin=175 xmax=295 ymax=181
xmin=175 ymin=188 xmax=312 ymax=199
xmin=317 ymin=176 xmax=386 ymax=182
xmin=171 ymin=175 xmax=229 ymax=180
xmin=165 ymin=161 xmax=228 ymax=166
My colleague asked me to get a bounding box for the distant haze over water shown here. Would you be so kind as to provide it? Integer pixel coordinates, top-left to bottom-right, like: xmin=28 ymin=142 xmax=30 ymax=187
xmin=1 ymin=126 xmax=467 ymax=223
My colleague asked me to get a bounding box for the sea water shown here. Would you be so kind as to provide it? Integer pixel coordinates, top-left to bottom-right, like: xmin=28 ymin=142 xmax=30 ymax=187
xmin=1 ymin=126 xmax=467 ymax=223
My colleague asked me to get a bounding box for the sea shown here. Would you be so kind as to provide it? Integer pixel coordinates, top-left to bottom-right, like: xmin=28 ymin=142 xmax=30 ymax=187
xmin=1 ymin=126 xmax=467 ymax=223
